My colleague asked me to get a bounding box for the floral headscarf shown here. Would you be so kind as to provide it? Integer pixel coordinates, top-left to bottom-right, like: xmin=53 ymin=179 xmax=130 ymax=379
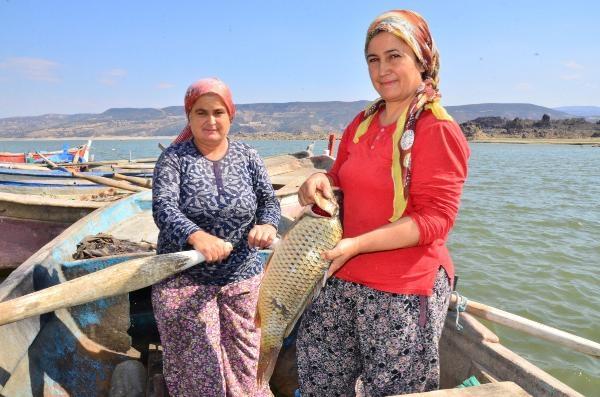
xmin=355 ymin=10 xmax=453 ymax=222
xmin=365 ymin=9 xmax=439 ymax=87
xmin=173 ymin=78 xmax=235 ymax=144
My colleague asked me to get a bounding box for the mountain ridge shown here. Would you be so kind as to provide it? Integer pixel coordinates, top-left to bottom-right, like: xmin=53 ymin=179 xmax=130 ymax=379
xmin=0 ymin=101 xmax=592 ymax=139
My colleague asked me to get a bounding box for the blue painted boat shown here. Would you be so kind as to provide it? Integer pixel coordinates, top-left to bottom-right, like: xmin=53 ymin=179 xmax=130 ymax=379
xmin=0 ymin=146 xmax=85 ymax=164
xmin=0 ymin=191 xmax=157 ymax=395
xmin=0 ymin=167 xmax=152 ymax=195
xmin=0 ymin=190 xmax=303 ymax=396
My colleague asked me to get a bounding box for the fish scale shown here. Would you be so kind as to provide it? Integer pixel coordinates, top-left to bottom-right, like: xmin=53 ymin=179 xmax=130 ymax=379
xmin=257 ymin=194 xmax=343 ymax=386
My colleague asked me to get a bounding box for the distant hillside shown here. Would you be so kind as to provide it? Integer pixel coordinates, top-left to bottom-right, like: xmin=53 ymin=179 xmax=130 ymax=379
xmin=0 ymin=101 xmax=589 ymax=139
xmin=446 ymin=103 xmax=571 ymax=123
xmin=460 ymin=115 xmax=600 ymax=140
xmin=554 ymin=106 xmax=600 ymax=118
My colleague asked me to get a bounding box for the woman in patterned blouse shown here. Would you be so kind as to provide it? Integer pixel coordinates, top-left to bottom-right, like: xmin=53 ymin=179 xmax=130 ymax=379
xmin=152 ymin=78 xmax=280 ymax=396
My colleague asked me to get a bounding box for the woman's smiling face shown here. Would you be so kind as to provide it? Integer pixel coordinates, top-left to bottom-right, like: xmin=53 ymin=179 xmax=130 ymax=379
xmin=366 ymin=31 xmax=425 ymax=108
xmin=188 ymin=93 xmax=231 ymax=146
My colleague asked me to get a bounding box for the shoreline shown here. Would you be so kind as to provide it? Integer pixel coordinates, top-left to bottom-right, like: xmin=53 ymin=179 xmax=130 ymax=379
xmin=1 ymin=136 xmax=599 ymax=145
xmin=468 ymin=137 xmax=600 ymax=145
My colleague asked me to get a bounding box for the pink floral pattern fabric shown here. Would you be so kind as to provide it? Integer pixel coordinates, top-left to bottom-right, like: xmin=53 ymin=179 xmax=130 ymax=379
xmin=152 ymin=272 xmax=272 ymax=397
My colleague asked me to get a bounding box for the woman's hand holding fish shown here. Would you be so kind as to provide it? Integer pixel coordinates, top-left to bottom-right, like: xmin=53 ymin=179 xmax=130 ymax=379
xmin=322 ymin=237 xmax=361 ymax=277
xmin=298 ymin=172 xmax=333 ymax=206
xmin=187 ymin=230 xmax=233 ymax=262
xmin=248 ymin=224 xmax=277 ymax=248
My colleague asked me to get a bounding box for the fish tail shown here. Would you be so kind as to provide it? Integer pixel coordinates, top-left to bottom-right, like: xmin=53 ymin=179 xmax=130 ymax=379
xmin=256 ymin=345 xmax=281 ymax=387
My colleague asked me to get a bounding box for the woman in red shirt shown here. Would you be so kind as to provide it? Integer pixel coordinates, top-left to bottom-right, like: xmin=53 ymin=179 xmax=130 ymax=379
xmin=296 ymin=10 xmax=470 ymax=396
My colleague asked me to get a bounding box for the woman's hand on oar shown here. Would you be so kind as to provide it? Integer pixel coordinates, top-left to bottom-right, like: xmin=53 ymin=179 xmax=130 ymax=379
xmin=450 ymin=294 xmax=600 ymax=358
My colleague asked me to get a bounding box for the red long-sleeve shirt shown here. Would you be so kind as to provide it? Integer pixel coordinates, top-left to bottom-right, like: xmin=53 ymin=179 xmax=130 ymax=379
xmin=328 ymin=109 xmax=470 ymax=295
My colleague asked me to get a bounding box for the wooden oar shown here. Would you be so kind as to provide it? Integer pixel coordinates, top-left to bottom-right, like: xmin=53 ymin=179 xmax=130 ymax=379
xmin=449 ymin=294 xmax=600 ymax=357
xmin=0 ymin=247 xmax=231 ymax=326
xmin=113 ymin=172 xmax=152 ymax=188
xmin=52 ymin=158 xmax=157 ymax=168
xmin=36 ymin=152 xmax=146 ymax=193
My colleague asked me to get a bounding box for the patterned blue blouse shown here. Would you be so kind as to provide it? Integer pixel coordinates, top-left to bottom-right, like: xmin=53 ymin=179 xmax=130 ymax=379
xmin=152 ymin=139 xmax=281 ymax=286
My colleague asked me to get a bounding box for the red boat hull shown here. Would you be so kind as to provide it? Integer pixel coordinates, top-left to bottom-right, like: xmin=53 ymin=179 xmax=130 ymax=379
xmin=0 ymin=217 xmax=70 ymax=270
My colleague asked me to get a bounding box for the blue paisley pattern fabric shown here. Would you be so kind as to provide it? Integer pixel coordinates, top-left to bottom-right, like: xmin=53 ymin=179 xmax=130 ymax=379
xmin=152 ymin=139 xmax=280 ymax=286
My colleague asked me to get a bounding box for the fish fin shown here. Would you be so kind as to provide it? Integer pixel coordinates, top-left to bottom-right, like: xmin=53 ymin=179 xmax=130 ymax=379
xmin=282 ymin=271 xmax=328 ymax=339
xmin=257 ymin=345 xmax=282 ymax=388
xmin=254 ymin=308 xmax=261 ymax=329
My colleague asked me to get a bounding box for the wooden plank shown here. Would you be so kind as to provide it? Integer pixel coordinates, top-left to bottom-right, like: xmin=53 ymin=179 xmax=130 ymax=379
xmin=450 ymin=295 xmax=600 ymax=357
xmin=113 ymin=172 xmax=152 ymax=188
xmin=399 ymin=382 xmax=531 ymax=397
xmin=275 ymin=175 xmax=310 ymax=197
xmin=70 ymin=171 xmax=147 ymax=193
xmin=441 ymin=312 xmax=584 ymax=396
xmin=52 ymin=158 xmax=157 ymax=168
xmin=37 ymin=152 xmax=147 ymax=193
xmin=0 ymin=191 xmax=106 ymax=209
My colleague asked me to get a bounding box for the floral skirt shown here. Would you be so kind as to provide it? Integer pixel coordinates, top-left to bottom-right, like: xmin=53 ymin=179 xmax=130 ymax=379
xmin=296 ymin=268 xmax=451 ymax=397
xmin=152 ymin=272 xmax=271 ymax=397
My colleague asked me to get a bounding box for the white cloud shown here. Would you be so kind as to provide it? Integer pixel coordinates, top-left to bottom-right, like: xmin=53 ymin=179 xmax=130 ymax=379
xmin=564 ymin=61 xmax=584 ymax=70
xmin=0 ymin=57 xmax=60 ymax=82
xmin=560 ymin=74 xmax=581 ymax=81
xmin=514 ymin=82 xmax=532 ymax=92
xmin=156 ymin=82 xmax=175 ymax=89
xmin=99 ymin=68 xmax=127 ymax=86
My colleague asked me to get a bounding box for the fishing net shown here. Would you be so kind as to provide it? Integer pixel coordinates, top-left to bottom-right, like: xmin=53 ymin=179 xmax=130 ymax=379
xmin=72 ymin=233 xmax=156 ymax=260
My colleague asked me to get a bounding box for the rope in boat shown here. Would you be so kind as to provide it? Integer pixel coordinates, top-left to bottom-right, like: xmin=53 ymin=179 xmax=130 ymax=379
xmin=451 ymin=291 xmax=468 ymax=330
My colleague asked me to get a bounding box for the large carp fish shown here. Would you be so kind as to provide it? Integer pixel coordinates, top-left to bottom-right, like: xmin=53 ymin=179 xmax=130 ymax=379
xmin=256 ymin=190 xmax=343 ymax=386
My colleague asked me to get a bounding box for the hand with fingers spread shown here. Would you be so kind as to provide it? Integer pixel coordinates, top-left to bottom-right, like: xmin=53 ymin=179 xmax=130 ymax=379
xmin=298 ymin=172 xmax=333 ymax=207
xmin=248 ymin=224 xmax=277 ymax=248
xmin=187 ymin=230 xmax=232 ymax=263
xmin=322 ymin=237 xmax=361 ymax=277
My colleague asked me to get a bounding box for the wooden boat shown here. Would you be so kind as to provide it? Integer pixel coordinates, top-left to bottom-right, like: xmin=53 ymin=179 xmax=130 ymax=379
xmin=0 ymin=167 xmax=152 ymax=196
xmin=0 ymin=143 xmax=90 ymax=164
xmin=0 ymin=191 xmax=120 ymax=271
xmin=0 ymin=189 xmax=587 ymax=396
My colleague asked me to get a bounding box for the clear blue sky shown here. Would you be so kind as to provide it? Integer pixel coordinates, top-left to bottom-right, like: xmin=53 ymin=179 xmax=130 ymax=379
xmin=1 ymin=0 xmax=598 ymax=118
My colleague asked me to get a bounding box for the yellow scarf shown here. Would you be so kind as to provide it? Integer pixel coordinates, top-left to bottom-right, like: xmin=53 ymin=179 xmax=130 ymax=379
xmin=353 ymin=85 xmax=452 ymax=221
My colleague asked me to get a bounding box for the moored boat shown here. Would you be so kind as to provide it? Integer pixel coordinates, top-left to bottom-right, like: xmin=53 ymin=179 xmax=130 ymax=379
xmin=0 ymin=189 xmax=587 ymax=396
xmin=0 ymin=167 xmax=152 ymax=196
xmin=0 ymin=191 xmax=119 ymax=271
xmin=0 ymin=142 xmax=91 ymax=164
xmin=0 ymin=150 xmax=329 ymax=272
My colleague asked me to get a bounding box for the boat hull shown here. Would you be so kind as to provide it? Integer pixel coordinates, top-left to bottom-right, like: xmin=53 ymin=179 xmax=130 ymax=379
xmin=0 ymin=192 xmax=108 ymax=270
xmin=0 ymin=192 xmax=156 ymax=396
xmin=0 ymin=190 xmax=583 ymax=396
xmin=0 ymin=217 xmax=71 ymax=271
xmin=0 ymin=148 xmax=80 ymax=164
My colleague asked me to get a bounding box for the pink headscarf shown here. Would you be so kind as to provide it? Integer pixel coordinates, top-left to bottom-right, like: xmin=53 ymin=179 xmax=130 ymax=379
xmin=173 ymin=78 xmax=236 ymax=143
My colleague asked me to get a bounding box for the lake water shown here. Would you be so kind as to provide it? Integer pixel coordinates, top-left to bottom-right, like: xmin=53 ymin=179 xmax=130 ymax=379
xmin=1 ymin=138 xmax=598 ymax=395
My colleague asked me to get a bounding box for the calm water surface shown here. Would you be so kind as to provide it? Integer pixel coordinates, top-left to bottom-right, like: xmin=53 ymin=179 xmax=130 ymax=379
xmin=1 ymin=139 xmax=598 ymax=395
